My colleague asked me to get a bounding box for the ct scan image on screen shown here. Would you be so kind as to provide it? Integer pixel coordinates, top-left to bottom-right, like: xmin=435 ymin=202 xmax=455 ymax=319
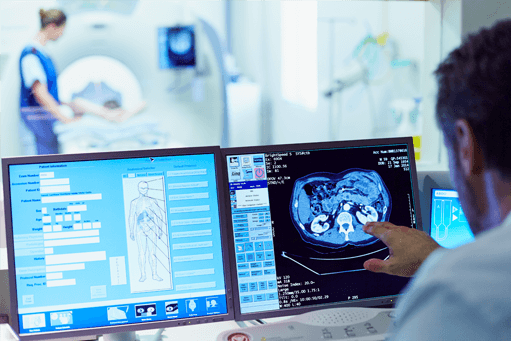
xmin=225 ymin=141 xmax=418 ymax=316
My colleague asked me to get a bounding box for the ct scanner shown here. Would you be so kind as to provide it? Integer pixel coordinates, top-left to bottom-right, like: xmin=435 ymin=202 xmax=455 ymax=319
xmin=1 ymin=1 xmax=229 ymax=157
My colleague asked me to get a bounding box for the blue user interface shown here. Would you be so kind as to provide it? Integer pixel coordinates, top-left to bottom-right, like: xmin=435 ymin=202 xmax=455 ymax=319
xmin=8 ymin=154 xmax=227 ymax=336
xmin=226 ymin=144 xmax=417 ymax=315
xmin=430 ymin=189 xmax=475 ymax=248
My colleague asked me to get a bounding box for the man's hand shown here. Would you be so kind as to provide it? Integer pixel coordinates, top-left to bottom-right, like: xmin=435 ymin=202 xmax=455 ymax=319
xmin=363 ymin=222 xmax=441 ymax=277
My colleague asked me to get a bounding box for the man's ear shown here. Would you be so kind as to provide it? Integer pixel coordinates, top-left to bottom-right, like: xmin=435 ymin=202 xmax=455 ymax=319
xmin=454 ymin=119 xmax=483 ymax=176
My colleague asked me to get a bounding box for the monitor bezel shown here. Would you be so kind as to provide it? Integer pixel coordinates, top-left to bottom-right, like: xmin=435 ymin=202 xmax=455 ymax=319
xmin=2 ymin=146 xmax=234 ymax=340
xmin=221 ymin=137 xmax=423 ymax=321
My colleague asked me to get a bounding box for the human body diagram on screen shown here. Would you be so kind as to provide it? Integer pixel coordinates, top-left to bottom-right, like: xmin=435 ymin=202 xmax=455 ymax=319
xmin=123 ymin=177 xmax=172 ymax=293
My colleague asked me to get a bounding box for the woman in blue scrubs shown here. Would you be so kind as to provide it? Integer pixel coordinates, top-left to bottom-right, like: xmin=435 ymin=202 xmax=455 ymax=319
xmin=19 ymin=8 xmax=80 ymax=155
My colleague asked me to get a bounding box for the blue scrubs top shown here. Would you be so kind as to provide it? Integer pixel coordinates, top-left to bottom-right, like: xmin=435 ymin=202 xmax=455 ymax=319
xmin=19 ymin=46 xmax=59 ymax=155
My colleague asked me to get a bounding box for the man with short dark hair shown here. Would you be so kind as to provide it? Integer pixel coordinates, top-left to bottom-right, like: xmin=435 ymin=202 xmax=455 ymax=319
xmin=362 ymin=20 xmax=511 ymax=340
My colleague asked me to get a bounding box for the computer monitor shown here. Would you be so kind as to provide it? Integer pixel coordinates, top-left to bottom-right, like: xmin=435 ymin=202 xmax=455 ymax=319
xmin=2 ymin=146 xmax=233 ymax=340
xmin=418 ymin=171 xmax=475 ymax=249
xmin=222 ymin=137 xmax=422 ymax=321
xmin=158 ymin=25 xmax=196 ymax=69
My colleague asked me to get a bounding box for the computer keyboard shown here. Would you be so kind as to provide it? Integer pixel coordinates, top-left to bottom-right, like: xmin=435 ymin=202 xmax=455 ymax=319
xmin=217 ymin=307 xmax=395 ymax=341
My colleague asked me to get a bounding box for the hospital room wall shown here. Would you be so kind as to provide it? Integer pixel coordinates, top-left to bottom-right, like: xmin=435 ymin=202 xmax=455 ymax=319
xmin=0 ymin=0 xmax=227 ymax=79
xmin=184 ymin=1 xmax=227 ymax=46
xmin=431 ymin=0 xmax=509 ymax=168
xmin=461 ymin=0 xmax=511 ymax=37
xmin=229 ymin=1 xmax=280 ymax=146
xmin=229 ymin=1 xmax=445 ymax=168
xmin=0 ymin=1 xmax=44 ymax=159
xmin=0 ymin=1 xmax=46 ymax=59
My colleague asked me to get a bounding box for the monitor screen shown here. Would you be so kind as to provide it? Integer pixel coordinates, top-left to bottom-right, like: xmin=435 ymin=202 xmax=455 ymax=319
xmin=430 ymin=188 xmax=474 ymax=248
xmin=2 ymin=147 xmax=233 ymax=340
xmin=222 ymin=138 xmax=421 ymax=320
xmin=158 ymin=26 xmax=196 ymax=69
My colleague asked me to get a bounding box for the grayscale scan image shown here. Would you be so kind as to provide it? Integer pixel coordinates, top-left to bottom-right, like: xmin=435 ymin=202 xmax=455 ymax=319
xmin=290 ymin=169 xmax=391 ymax=249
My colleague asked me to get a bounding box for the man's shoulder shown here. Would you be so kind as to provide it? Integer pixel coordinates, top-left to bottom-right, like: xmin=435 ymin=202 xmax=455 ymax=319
xmin=400 ymin=223 xmax=511 ymax=324
xmin=439 ymin=222 xmax=511 ymax=274
xmin=425 ymin=225 xmax=511 ymax=290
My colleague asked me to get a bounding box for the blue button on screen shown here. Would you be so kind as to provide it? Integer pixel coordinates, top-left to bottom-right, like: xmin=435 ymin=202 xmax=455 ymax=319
xmin=254 ymin=294 xmax=266 ymax=302
xmin=245 ymin=242 xmax=254 ymax=251
xmin=266 ymin=293 xmax=278 ymax=300
xmin=246 ymin=253 xmax=255 ymax=262
xmin=255 ymin=242 xmax=264 ymax=251
xmin=241 ymin=295 xmax=253 ymax=303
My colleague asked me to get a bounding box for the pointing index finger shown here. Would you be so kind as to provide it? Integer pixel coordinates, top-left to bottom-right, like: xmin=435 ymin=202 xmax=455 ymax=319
xmin=363 ymin=222 xmax=397 ymax=242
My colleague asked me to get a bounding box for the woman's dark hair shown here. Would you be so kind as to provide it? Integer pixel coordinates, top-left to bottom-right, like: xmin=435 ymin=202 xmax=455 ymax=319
xmin=434 ymin=19 xmax=511 ymax=178
xmin=39 ymin=9 xmax=67 ymax=29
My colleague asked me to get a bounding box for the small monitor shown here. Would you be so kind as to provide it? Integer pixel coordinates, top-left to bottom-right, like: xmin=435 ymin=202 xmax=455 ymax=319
xmin=430 ymin=189 xmax=474 ymax=248
xmin=2 ymin=147 xmax=233 ymax=340
xmin=158 ymin=26 xmax=196 ymax=69
xmin=222 ymin=137 xmax=422 ymax=320
xmin=418 ymin=171 xmax=475 ymax=248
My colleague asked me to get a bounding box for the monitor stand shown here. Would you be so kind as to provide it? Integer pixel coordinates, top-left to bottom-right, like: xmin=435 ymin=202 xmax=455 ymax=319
xmin=102 ymin=332 xmax=137 ymax=341
xmin=102 ymin=328 xmax=164 ymax=341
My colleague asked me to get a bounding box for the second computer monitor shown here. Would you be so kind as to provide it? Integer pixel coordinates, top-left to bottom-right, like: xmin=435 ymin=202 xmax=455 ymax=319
xmin=2 ymin=146 xmax=233 ymax=340
xmin=222 ymin=137 xmax=422 ymax=321
xmin=419 ymin=171 xmax=475 ymax=248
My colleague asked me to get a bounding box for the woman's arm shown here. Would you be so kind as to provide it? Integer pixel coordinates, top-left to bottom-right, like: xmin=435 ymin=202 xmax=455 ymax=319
xmin=32 ymin=81 xmax=80 ymax=124
xmin=66 ymin=98 xmax=112 ymax=118
xmin=114 ymin=101 xmax=147 ymax=122
xmin=68 ymin=98 xmax=147 ymax=123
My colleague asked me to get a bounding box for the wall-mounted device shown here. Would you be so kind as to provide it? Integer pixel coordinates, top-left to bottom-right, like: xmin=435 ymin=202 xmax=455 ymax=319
xmin=158 ymin=26 xmax=196 ymax=69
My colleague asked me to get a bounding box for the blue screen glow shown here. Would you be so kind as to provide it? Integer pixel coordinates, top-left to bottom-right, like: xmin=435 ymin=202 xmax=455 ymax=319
xmin=8 ymin=153 xmax=227 ymax=336
xmin=430 ymin=189 xmax=475 ymax=248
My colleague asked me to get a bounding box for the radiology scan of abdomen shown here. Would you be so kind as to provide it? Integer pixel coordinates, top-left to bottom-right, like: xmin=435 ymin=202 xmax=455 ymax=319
xmin=290 ymin=169 xmax=392 ymax=249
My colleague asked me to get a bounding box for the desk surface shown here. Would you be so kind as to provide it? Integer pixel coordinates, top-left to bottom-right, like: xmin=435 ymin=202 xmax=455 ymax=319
xmin=136 ymin=321 xmax=239 ymax=341
xmin=0 ymin=323 xmax=19 ymax=340
xmin=135 ymin=317 xmax=292 ymax=341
